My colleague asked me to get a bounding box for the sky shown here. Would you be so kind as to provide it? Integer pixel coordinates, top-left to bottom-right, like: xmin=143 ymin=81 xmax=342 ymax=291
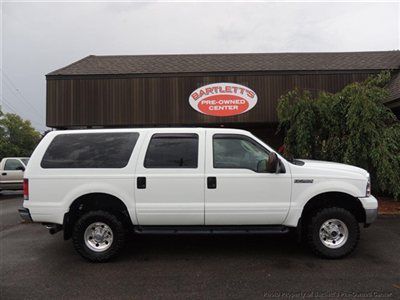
xmin=1 ymin=0 xmax=399 ymax=132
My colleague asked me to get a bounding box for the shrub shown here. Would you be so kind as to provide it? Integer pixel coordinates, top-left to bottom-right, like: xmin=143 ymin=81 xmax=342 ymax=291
xmin=0 ymin=108 xmax=41 ymax=159
xmin=277 ymin=71 xmax=400 ymax=199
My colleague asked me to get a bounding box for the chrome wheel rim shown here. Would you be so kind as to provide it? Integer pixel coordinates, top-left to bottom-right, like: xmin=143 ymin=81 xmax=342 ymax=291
xmin=84 ymin=222 xmax=113 ymax=252
xmin=319 ymin=219 xmax=348 ymax=249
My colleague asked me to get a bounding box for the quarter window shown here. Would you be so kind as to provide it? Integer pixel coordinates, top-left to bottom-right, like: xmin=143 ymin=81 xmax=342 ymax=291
xmin=4 ymin=159 xmax=24 ymax=171
xmin=144 ymin=134 xmax=198 ymax=168
xmin=213 ymin=134 xmax=269 ymax=172
xmin=41 ymin=132 xmax=139 ymax=168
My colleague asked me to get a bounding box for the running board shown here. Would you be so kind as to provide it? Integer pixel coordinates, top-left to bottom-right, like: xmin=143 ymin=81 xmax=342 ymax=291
xmin=134 ymin=225 xmax=290 ymax=235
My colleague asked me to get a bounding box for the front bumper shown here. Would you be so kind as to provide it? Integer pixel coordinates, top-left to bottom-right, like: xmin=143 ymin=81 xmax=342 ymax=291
xmin=358 ymin=195 xmax=378 ymax=225
xmin=18 ymin=207 xmax=32 ymax=222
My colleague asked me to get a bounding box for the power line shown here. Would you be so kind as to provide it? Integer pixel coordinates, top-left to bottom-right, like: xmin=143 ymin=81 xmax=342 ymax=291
xmin=1 ymin=96 xmax=45 ymax=129
xmin=0 ymin=68 xmax=45 ymax=119
xmin=1 ymin=96 xmax=19 ymax=114
xmin=2 ymin=101 xmax=18 ymax=114
xmin=0 ymin=69 xmax=48 ymax=131
xmin=1 ymin=80 xmax=44 ymax=120
xmin=1 ymin=94 xmax=44 ymax=125
xmin=1 ymin=73 xmax=45 ymax=120
xmin=0 ymin=71 xmax=47 ymax=130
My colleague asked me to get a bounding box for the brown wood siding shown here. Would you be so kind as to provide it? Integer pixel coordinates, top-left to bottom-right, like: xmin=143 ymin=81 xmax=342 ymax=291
xmin=46 ymin=72 xmax=374 ymax=128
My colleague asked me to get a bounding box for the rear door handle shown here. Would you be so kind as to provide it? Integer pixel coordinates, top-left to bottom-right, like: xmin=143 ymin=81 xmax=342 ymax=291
xmin=207 ymin=177 xmax=217 ymax=189
xmin=137 ymin=177 xmax=146 ymax=189
xmin=1 ymin=173 xmax=7 ymax=176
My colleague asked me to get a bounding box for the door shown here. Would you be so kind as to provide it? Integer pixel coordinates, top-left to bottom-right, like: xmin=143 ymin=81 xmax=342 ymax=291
xmin=135 ymin=130 xmax=205 ymax=225
xmin=0 ymin=159 xmax=25 ymax=190
xmin=205 ymin=131 xmax=292 ymax=225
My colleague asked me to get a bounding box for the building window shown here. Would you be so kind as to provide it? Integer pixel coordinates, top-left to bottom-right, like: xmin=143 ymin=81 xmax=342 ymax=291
xmin=41 ymin=132 xmax=139 ymax=168
xmin=144 ymin=134 xmax=198 ymax=168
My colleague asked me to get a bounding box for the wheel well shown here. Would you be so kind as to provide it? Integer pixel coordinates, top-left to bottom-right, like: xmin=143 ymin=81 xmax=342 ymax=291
xmin=63 ymin=193 xmax=132 ymax=240
xmin=300 ymin=192 xmax=366 ymax=227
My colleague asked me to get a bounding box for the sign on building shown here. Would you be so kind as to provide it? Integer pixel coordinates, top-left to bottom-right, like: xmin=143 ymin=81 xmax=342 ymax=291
xmin=189 ymin=83 xmax=257 ymax=117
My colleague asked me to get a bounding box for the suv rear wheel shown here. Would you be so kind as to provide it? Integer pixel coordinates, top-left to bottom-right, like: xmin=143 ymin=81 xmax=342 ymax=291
xmin=306 ymin=207 xmax=360 ymax=258
xmin=72 ymin=210 xmax=126 ymax=262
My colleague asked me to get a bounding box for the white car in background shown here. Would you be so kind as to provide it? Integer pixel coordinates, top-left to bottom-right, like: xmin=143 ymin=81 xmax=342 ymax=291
xmin=0 ymin=157 xmax=29 ymax=192
xmin=19 ymin=128 xmax=377 ymax=262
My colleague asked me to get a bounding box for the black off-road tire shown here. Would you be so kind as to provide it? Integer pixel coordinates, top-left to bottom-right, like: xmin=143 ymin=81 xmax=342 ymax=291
xmin=306 ymin=207 xmax=360 ymax=259
xmin=72 ymin=210 xmax=126 ymax=262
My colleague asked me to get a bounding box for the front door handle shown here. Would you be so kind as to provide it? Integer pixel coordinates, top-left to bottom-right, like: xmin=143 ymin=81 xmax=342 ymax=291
xmin=137 ymin=177 xmax=146 ymax=189
xmin=207 ymin=177 xmax=217 ymax=189
xmin=2 ymin=173 xmax=7 ymax=176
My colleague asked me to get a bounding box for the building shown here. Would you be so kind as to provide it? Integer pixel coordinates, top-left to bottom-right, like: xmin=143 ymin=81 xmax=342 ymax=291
xmin=46 ymin=51 xmax=400 ymax=147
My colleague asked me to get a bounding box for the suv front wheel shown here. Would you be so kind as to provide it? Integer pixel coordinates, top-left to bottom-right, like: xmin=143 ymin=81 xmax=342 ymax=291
xmin=72 ymin=210 xmax=126 ymax=262
xmin=307 ymin=207 xmax=360 ymax=258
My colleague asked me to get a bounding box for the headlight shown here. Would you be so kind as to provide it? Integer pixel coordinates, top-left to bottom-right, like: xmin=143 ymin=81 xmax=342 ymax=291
xmin=366 ymin=175 xmax=371 ymax=197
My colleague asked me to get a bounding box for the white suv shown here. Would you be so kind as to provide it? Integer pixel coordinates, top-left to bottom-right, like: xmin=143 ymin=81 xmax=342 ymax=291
xmin=19 ymin=128 xmax=377 ymax=262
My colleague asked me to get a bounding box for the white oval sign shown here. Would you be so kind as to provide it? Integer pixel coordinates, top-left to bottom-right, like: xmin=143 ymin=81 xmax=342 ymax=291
xmin=189 ymin=83 xmax=257 ymax=117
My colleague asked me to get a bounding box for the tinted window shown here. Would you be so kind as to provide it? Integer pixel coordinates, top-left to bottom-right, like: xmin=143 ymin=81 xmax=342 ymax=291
xmin=144 ymin=134 xmax=198 ymax=168
xmin=4 ymin=159 xmax=24 ymax=171
xmin=213 ymin=134 xmax=269 ymax=172
xmin=41 ymin=133 xmax=139 ymax=168
xmin=21 ymin=158 xmax=29 ymax=165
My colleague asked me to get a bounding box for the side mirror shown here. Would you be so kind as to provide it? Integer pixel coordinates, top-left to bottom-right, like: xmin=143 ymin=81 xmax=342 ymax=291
xmin=16 ymin=166 xmax=25 ymax=171
xmin=266 ymin=152 xmax=279 ymax=173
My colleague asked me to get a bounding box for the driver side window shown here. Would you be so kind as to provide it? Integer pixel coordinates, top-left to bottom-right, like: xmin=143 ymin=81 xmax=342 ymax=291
xmin=4 ymin=159 xmax=24 ymax=171
xmin=213 ymin=134 xmax=269 ymax=172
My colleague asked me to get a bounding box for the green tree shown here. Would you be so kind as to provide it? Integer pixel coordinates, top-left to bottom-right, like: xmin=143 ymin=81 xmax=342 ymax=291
xmin=277 ymin=71 xmax=400 ymax=199
xmin=0 ymin=107 xmax=41 ymax=159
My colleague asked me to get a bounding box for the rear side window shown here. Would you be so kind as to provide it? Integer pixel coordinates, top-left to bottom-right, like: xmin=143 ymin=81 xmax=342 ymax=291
xmin=144 ymin=134 xmax=198 ymax=168
xmin=41 ymin=132 xmax=139 ymax=168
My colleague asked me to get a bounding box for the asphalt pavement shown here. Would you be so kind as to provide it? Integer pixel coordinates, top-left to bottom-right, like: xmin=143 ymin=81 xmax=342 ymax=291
xmin=1 ymin=193 xmax=399 ymax=299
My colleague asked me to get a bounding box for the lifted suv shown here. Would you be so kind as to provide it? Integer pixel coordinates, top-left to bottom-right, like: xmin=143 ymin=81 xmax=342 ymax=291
xmin=19 ymin=128 xmax=377 ymax=262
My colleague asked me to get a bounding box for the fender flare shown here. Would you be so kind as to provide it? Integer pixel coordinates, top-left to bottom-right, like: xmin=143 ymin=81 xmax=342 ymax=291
xmin=283 ymin=180 xmax=362 ymax=227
